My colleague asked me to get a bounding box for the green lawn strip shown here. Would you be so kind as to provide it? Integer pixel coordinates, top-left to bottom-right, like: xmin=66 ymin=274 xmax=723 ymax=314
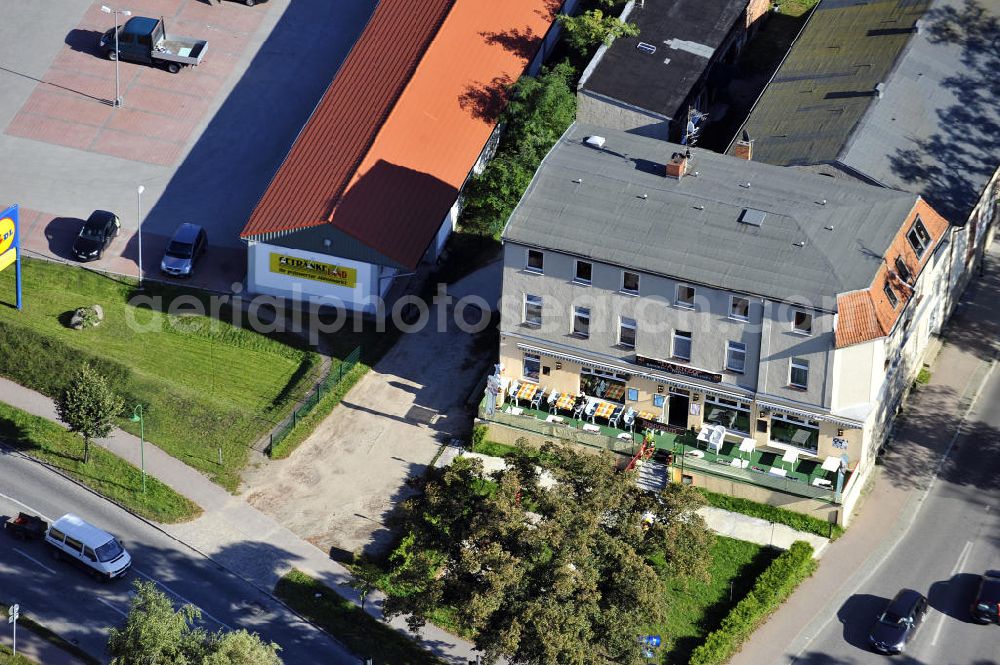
xmin=690 ymin=542 xmax=817 ymax=665
xmin=696 ymin=489 xmax=844 ymax=540
xmin=776 ymin=0 xmax=819 ymax=17
xmin=0 ymin=403 xmax=201 ymax=523
xmin=274 ymin=570 xmax=446 ymax=665
xmin=1 ymin=607 xmax=101 ymax=665
xmin=653 ymin=537 xmax=777 ymax=664
xmin=0 ymin=258 xmax=320 ymax=490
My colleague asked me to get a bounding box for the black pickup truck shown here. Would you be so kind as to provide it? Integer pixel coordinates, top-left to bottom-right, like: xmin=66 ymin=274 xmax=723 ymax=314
xmin=99 ymin=16 xmax=208 ymax=74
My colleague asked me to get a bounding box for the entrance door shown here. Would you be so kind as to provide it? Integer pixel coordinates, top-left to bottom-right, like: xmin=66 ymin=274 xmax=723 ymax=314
xmin=668 ymin=394 xmax=689 ymax=428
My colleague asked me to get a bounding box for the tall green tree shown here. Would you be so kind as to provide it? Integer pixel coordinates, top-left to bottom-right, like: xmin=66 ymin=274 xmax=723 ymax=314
xmin=557 ymin=9 xmax=639 ymax=56
xmin=55 ymin=362 xmax=124 ymax=464
xmin=384 ymin=443 xmax=712 ymax=665
xmin=108 ymin=580 xmax=282 ymax=665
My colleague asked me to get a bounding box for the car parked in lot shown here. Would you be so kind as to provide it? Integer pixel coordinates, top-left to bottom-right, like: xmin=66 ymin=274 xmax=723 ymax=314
xmin=160 ymin=223 xmax=207 ymax=278
xmin=971 ymin=571 xmax=1000 ymax=624
xmin=868 ymin=589 xmax=927 ymax=654
xmin=71 ymin=210 xmax=120 ymax=261
xmin=44 ymin=514 xmax=131 ymax=582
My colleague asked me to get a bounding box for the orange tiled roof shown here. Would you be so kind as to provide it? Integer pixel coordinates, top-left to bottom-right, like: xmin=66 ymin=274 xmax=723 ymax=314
xmin=835 ymin=199 xmax=950 ymax=348
xmin=241 ymin=0 xmax=558 ymax=269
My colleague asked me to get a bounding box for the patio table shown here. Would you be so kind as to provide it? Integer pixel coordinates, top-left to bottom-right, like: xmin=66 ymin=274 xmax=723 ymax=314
xmin=593 ymin=401 xmax=616 ymax=421
xmin=555 ymin=393 xmax=578 ymax=411
xmin=516 ymin=383 xmax=538 ymax=405
xmin=637 ymin=410 xmax=658 ymax=421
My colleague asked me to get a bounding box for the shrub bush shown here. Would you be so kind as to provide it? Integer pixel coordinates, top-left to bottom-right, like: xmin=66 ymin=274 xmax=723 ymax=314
xmin=689 ymin=541 xmax=817 ymax=665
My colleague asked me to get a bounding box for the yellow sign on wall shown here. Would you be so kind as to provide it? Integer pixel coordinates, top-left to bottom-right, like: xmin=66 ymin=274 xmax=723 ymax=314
xmin=269 ymin=253 xmax=357 ymax=288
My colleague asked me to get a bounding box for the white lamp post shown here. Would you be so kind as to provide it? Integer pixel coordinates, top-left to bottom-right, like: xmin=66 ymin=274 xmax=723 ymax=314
xmin=100 ymin=5 xmax=131 ymax=108
xmin=136 ymin=184 xmax=145 ymax=287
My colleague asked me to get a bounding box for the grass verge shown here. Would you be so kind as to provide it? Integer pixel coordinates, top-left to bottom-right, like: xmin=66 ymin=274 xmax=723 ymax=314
xmin=655 ymin=537 xmax=777 ymax=664
xmin=274 ymin=569 xmax=445 ymax=665
xmin=0 ymin=258 xmax=320 ymax=490
xmin=0 ymin=403 xmax=201 ymax=523
xmin=697 ymin=488 xmax=844 ymax=540
xmin=0 ymin=646 xmax=35 ymax=665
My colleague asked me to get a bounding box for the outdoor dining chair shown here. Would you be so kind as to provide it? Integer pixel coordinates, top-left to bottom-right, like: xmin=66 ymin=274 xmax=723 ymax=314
xmin=530 ymin=387 xmax=547 ymax=410
xmin=584 ymin=399 xmax=599 ymax=423
xmin=507 ymin=380 xmax=521 ymax=406
xmin=621 ymin=407 xmax=637 ymax=432
xmin=607 ymin=405 xmax=625 ymax=429
xmin=573 ymin=396 xmax=589 ymax=419
xmin=547 ymin=391 xmax=561 ymax=413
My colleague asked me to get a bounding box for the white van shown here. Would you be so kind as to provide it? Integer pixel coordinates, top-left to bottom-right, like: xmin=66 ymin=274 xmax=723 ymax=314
xmin=44 ymin=514 xmax=131 ymax=581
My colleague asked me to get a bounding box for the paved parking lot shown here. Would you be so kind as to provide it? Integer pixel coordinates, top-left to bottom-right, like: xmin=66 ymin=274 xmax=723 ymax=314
xmin=0 ymin=0 xmax=376 ymax=291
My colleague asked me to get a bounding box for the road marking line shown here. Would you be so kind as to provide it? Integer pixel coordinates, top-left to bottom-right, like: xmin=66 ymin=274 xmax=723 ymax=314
xmin=133 ymin=568 xmax=234 ymax=631
xmin=96 ymin=597 xmax=128 ymax=618
xmin=930 ymin=540 xmax=974 ymax=646
xmin=0 ymin=491 xmax=52 ymax=522
xmin=789 ymin=360 xmax=996 ymax=663
xmin=12 ymin=547 xmax=57 ymax=574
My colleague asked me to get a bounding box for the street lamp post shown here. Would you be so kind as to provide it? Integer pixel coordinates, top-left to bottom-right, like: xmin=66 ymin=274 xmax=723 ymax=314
xmin=136 ymin=185 xmax=145 ymax=287
xmin=100 ymin=5 xmax=131 ymax=108
xmin=130 ymin=404 xmax=145 ymax=493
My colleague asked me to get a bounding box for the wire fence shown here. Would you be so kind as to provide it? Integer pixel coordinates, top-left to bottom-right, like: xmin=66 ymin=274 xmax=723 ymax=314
xmin=266 ymin=345 xmax=362 ymax=454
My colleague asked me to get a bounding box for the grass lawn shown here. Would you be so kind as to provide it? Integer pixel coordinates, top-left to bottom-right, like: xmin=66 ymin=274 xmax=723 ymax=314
xmin=654 ymin=537 xmax=778 ymax=664
xmin=0 ymin=402 xmax=201 ymax=522
xmin=0 ymin=258 xmax=322 ymax=490
xmin=0 ymin=646 xmax=35 ymax=665
xmin=274 ymin=570 xmax=445 ymax=665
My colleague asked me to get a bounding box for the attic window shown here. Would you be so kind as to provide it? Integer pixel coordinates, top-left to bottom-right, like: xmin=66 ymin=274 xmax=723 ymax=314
xmin=637 ymin=42 xmax=657 ymax=54
xmin=894 ymin=256 xmax=912 ymax=283
xmin=739 ymin=208 xmax=766 ymax=227
xmin=907 ymin=217 xmax=931 ymax=258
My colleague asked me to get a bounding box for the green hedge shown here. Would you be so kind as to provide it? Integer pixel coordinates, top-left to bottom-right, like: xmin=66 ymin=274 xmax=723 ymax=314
xmin=689 ymin=541 xmax=817 ymax=665
xmin=697 ymin=489 xmax=844 ymax=540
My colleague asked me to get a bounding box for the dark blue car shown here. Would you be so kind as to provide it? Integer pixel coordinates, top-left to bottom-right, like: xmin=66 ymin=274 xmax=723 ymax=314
xmin=868 ymin=589 xmax=928 ymax=655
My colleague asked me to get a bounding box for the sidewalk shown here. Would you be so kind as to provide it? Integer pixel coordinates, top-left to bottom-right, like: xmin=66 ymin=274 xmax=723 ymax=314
xmin=728 ymin=242 xmax=1000 ymax=665
xmin=0 ymin=378 xmax=480 ymax=663
xmin=696 ymin=507 xmax=830 ymax=557
xmin=0 ymin=624 xmax=87 ymax=665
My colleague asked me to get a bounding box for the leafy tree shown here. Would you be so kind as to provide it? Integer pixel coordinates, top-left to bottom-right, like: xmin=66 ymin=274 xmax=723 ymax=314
xmin=108 ymin=580 xmax=282 ymax=665
xmin=557 ymin=9 xmax=639 ymax=56
xmin=384 ymin=443 xmax=713 ymax=665
xmin=55 ymin=362 xmax=124 ymax=464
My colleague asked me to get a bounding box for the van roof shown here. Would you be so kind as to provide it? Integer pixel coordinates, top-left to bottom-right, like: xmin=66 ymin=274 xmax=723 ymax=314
xmin=51 ymin=514 xmax=114 ymax=547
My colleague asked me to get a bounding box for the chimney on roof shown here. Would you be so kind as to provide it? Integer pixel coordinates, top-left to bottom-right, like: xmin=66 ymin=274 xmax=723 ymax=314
xmin=734 ymin=129 xmax=753 ymax=160
xmin=665 ymin=151 xmax=689 ymax=179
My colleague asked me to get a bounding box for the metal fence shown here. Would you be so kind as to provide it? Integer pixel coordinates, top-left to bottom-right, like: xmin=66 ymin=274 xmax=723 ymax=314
xmin=266 ymin=345 xmax=362 ymax=454
xmin=479 ymin=405 xmax=641 ymax=457
xmin=675 ymin=453 xmax=840 ymax=503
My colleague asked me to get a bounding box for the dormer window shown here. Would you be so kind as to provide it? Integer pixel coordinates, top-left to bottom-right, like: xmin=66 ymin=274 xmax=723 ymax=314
xmin=906 ymin=218 xmax=931 ymax=258
xmin=894 ymin=256 xmax=912 ymax=284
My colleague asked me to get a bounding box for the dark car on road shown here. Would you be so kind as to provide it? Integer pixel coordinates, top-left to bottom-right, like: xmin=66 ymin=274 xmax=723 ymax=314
xmin=868 ymin=589 xmax=928 ymax=654
xmin=971 ymin=571 xmax=1000 ymax=624
xmin=72 ymin=210 xmax=120 ymax=261
xmin=160 ymin=223 xmax=207 ymax=278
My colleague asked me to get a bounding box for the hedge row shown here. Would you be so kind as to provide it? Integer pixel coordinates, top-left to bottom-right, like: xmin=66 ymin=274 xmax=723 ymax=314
xmin=696 ymin=488 xmax=845 ymax=540
xmin=689 ymin=541 xmax=817 ymax=665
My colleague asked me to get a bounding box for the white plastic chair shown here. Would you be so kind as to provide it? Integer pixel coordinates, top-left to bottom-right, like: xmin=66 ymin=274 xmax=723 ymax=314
xmin=530 ymin=387 xmax=547 ymax=410
xmin=584 ymin=399 xmax=599 ymax=423
xmin=547 ymin=391 xmax=561 ymax=413
xmin=621 ymin=408 xmax=637 ymax=432
xmin=608 ymin=405 xmax=625 ymax=429
xmin=507 ymin=380 xmax=521 ymax=406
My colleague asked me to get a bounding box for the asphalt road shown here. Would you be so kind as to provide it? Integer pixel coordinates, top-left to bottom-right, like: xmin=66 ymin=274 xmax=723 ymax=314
xmin=792 ymin=365 xmax=1000 ymax=665
xmin=0 ymin=448 xmax=357 ymax=664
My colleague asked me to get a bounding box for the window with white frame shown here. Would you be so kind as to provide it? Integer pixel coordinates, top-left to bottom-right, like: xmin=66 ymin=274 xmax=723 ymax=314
xmin=789 ymin=357 xmax=809 ymax=389
xmin=675 ymin=284 xmax=695 ymax=308
xmin=704 ymin=396 xmax=750 ymax=434
xmin=572 ymin=307 xmax=591 ymax=338
xmin=619 ymin=317 xmax=637 ymax=348
xmin=726 ymin=341 xmax=746 ymax=373
xmin=523 ymin=294 xmax=542 ymax=326
xmin=883 ymin=282 xmax=899 ymax=308
xmin=906 ymin=217 xmax=931 ymax=258
xmin=574 ymin=260 xmax=592 ymax=285
xmin=526 ymin=249 xmax=544 ymax=273
xmin=894 ymin=256 xmax=912 ymax=283
xmin=793 ymin=310 xmax=813 ymax=335
xmin=770 ymin=413 xmax=819 ymax=452
xmin=673 ymin=330 xmax=692 ymax=360
xmin=522 ymin=353 xmax=541 ymax=382
xmin=729 ymin=296 xmax=750 ymax=321
xmin=622 ymin=271 xmax=640 ymax=294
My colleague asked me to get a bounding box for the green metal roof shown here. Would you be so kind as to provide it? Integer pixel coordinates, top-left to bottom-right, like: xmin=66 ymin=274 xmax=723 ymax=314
xmin=731 ymin=0 xmax=930 ymax=166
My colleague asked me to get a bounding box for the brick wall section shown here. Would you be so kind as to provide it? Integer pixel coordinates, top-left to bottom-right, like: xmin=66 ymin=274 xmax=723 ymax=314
xmin=835 ymin=198 xmax=951 ymax=348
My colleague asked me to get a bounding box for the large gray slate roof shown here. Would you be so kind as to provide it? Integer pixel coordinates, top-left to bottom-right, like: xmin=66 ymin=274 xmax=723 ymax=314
xmin=503 ymin=123 xmax=920 ymax=302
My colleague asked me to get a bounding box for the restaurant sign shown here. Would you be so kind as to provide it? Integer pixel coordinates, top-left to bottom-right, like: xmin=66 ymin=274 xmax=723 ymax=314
xmin=635 ymin=354 xmax=722 ymax=383
xmin=269 ymin=253 xmax=357 ymax=288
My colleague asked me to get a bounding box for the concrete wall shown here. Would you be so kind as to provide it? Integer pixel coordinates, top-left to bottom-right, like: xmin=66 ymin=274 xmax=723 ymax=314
xmin=575 ymin=91 xmax=669 ymax=140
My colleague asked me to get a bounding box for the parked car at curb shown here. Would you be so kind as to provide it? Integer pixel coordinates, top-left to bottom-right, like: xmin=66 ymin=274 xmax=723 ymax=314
xmin=160 ymin=222 xmax=207 ymax=278
xmin=71 ymin=209 xmax=120 ymax=261
xmin=868 ymin=589 xmax=928 ymax=655
xmin=44 ymin=514 xmax=131 ymax=582
xmin=971 ymin=571 xmax=1000 ymax=624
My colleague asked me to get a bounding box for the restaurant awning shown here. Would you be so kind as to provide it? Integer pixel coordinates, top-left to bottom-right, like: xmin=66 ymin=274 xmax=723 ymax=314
xmin=757 ymin=399 xmax=863 ymax=429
